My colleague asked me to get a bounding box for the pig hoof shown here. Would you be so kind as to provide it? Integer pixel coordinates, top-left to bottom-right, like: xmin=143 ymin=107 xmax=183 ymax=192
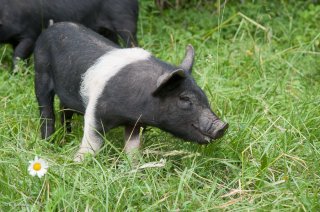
xmin=12 ymin=57 xmax=22 ymax=73
xmin=13 ymin=65 xmax=21 ymax=74
xmin=126 ymin=152 xmax=140 ymax=166
xmin=74 ymin=146 xmax=97 ymax=162
xmin=74 ymin=155 xmax=83 ymax=162
xmin=74 ymin=149 xmax=96 ymax=162
xmin=74 ymin=153 xmax=85 ymax=162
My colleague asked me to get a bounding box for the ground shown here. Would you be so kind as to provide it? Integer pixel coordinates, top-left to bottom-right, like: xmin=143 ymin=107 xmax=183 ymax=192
xmin=0 ymin=0 xmax=319 ymax=211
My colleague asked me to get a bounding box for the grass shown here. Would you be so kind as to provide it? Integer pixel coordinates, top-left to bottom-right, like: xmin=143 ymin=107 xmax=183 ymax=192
xmin=0 ymin=0 xmax=320 ymax=211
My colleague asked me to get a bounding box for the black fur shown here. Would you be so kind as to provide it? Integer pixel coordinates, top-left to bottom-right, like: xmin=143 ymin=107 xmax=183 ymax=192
xmin=34 ymin=22 xmax=228 ymax=144
xmin=0 ymin=0 xmax=138 ymax=67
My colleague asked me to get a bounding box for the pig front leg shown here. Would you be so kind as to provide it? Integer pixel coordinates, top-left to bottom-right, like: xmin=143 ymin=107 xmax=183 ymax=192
xmin=13 ymin=38 xmax=35 ymax=69
xmin=124 ymin=125 xmax=141 ymax=154
xmin=74 ymin=104 xmax=103 ymax=162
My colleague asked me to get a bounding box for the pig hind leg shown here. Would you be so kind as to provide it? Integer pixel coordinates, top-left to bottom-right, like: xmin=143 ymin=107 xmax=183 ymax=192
xmin=35 ymin=84 xmax=55 ymax=139
xmin=35 ymin=61 xmax=55 ymax=139
xmin=60 ymin=104 xmax=74 ymax=133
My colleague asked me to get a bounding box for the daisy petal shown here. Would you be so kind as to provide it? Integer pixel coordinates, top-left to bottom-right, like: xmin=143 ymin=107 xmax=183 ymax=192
xmin=29 ymin=170 xmax=37 ymax=176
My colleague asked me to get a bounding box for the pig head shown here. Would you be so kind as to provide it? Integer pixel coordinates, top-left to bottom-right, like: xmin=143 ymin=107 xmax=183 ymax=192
xmin=149 ymin=45 xmax=228 ymax=144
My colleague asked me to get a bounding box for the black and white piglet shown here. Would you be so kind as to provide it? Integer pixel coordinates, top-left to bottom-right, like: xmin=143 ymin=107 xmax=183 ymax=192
xmin=34 ymin=22 xmax=228 ymax=161
xmin=0 ymin=0 xmax=138 ymax=67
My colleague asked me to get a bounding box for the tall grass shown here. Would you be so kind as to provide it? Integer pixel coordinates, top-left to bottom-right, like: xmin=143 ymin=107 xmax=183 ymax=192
xmin=0 ymin=0 xmax=319 ymax=210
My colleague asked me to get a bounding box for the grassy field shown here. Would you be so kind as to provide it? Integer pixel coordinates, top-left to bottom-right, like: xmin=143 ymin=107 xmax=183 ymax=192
xmin=0 ymin=0 xmax=319 ymax=211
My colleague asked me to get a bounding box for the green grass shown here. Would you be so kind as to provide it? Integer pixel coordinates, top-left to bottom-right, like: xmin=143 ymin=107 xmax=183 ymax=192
xmin=0 ymin=1 xmax=320 ymax=211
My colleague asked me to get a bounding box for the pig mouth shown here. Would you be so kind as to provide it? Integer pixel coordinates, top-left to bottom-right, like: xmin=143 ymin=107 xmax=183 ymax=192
xmin=191 ymin=119 xmax=229 ymax=144
xmin=191 ymin=123 xmax=216 ymax=144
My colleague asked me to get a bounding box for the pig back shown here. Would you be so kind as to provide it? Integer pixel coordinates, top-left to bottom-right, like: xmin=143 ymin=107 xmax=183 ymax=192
xmin=34 ymin=22 xmax=119 ymax=112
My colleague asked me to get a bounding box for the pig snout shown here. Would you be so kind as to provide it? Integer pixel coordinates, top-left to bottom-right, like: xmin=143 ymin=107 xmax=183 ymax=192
xmin=196 ymin=111 xmax=228 ymax=142
xmin=210 ymin=119 xmax=228 ymax=139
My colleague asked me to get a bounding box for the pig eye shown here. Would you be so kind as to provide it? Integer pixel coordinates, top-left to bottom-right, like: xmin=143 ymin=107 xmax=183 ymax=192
xmin=178 ymin=95 xmax=192 ymax=109
xmin=179 ymin=96 xmax=190 ymax=102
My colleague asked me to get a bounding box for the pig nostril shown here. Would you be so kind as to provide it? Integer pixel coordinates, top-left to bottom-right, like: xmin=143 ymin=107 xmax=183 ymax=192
xmin=221 ymin=123 xmax=229 ymax=131
xmin=215 ymin=122 xmax=228 ymax=138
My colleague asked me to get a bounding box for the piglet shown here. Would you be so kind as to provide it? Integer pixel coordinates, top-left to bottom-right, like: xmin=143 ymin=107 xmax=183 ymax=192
xmin=34 ymin=22 xmax=228 ymax=161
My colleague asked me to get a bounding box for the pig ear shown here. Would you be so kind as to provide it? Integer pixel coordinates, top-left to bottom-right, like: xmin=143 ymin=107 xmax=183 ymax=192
xmin=180 ymin=44 xmax=195 ymax=74
xmin=152 ymin=69 xmax=186 ymax=96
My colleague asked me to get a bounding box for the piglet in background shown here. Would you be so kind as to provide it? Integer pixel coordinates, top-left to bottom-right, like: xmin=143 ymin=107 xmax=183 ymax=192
xmin=0 ymin=0 xmax=138 ymax=69
xmin=34 ymin=22 xmax=228 ymax=161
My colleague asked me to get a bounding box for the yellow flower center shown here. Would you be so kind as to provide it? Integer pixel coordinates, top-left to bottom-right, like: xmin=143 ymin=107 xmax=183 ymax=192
xmin=33 ymin=162 xmax=42 ymax=171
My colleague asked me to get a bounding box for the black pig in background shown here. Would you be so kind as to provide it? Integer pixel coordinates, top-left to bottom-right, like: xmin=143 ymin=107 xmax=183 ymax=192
xmin=0 ymin=0 xmax=138 ymax=69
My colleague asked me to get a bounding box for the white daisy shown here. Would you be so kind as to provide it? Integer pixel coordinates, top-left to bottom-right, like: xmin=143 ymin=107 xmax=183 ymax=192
xmin=28 ymin=156 xmax=48 ymax=178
